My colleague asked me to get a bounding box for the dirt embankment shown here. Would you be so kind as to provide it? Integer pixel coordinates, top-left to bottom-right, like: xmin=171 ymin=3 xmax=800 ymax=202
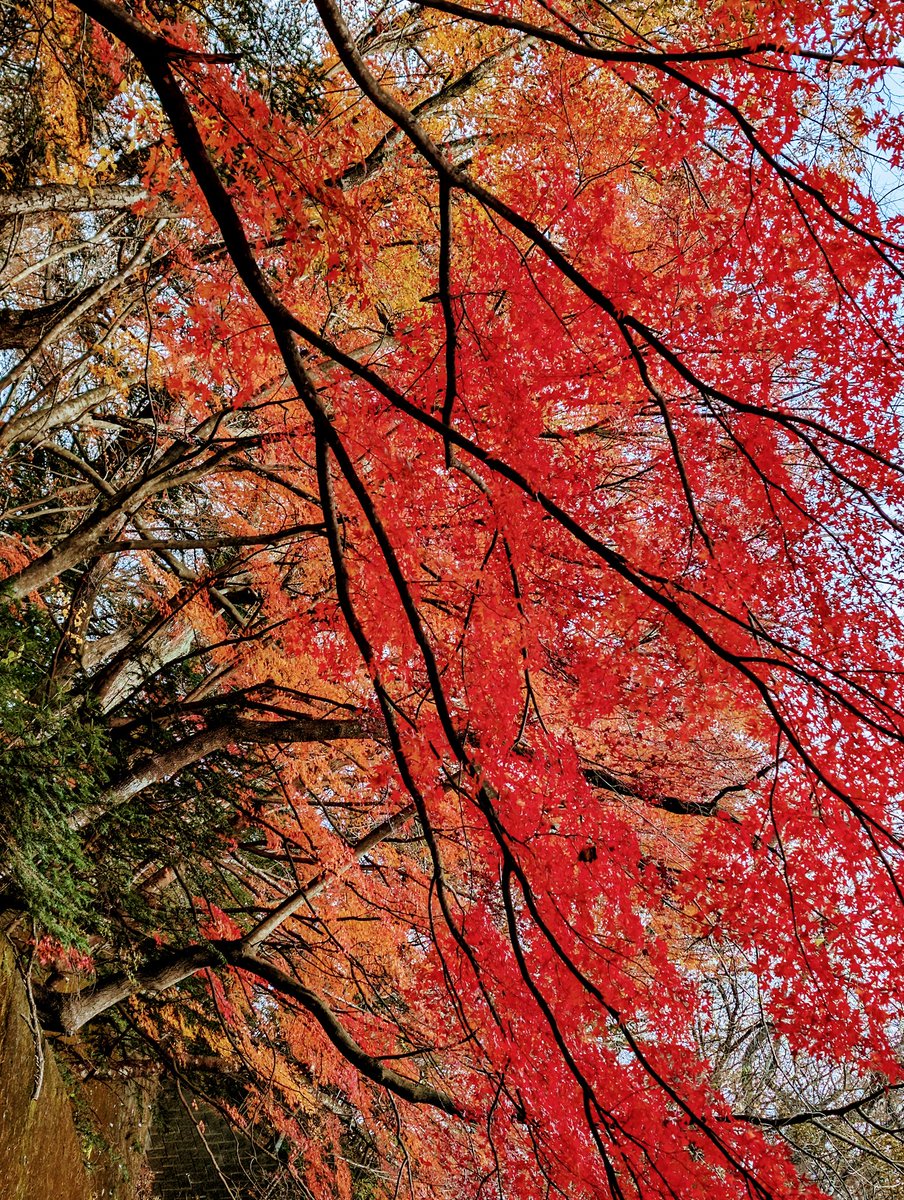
xmin=0 ymin=938 xmax=152 ymax=1200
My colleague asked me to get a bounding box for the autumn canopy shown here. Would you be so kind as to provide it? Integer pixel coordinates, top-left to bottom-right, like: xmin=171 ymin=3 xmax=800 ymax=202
xmin=0 ymin=0 xmax=902 ymax=1193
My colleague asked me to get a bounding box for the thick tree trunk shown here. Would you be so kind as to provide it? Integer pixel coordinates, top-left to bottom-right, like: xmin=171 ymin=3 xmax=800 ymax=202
xmin=0 ymin=295 xmax=90 ymax=349
xmin=51 ymin=946 xmax=216 ymax=1033
xmin=0 ymin=384 xmax=117 ymax=452
xmin=95 ymin=623 xmax=196 ymax=713
xmin=69 ymin=715 xmax=369 ymax=829
xmin=0 ymin=183 xmax=148 ymax=218
xmin=1 ymin=507 xmax=130 ymax=599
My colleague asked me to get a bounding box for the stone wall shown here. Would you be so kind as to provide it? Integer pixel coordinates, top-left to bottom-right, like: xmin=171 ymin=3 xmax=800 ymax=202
xmin=146 ymin=1084 xmax=285 ymax=1200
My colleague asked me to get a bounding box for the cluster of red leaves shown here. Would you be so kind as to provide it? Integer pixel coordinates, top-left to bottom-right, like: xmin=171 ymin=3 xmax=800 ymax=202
xmin=15 ymin=0 xmax=904 ymax=1194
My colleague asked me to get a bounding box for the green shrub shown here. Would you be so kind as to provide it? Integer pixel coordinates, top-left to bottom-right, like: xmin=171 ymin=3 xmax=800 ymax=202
xmin=0 ymin=602 xmax=113 ymax=946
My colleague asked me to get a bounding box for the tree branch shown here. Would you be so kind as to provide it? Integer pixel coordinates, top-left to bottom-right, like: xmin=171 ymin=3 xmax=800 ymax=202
xmin=0 ymin=183 xmax=149 ymax=218
xmin=227 ymin=948 xmax=462 ymax=1114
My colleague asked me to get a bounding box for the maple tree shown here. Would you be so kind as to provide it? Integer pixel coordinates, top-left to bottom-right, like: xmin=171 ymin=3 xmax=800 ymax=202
xmin=0 ymin=0 xmax=903 ymax=1195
